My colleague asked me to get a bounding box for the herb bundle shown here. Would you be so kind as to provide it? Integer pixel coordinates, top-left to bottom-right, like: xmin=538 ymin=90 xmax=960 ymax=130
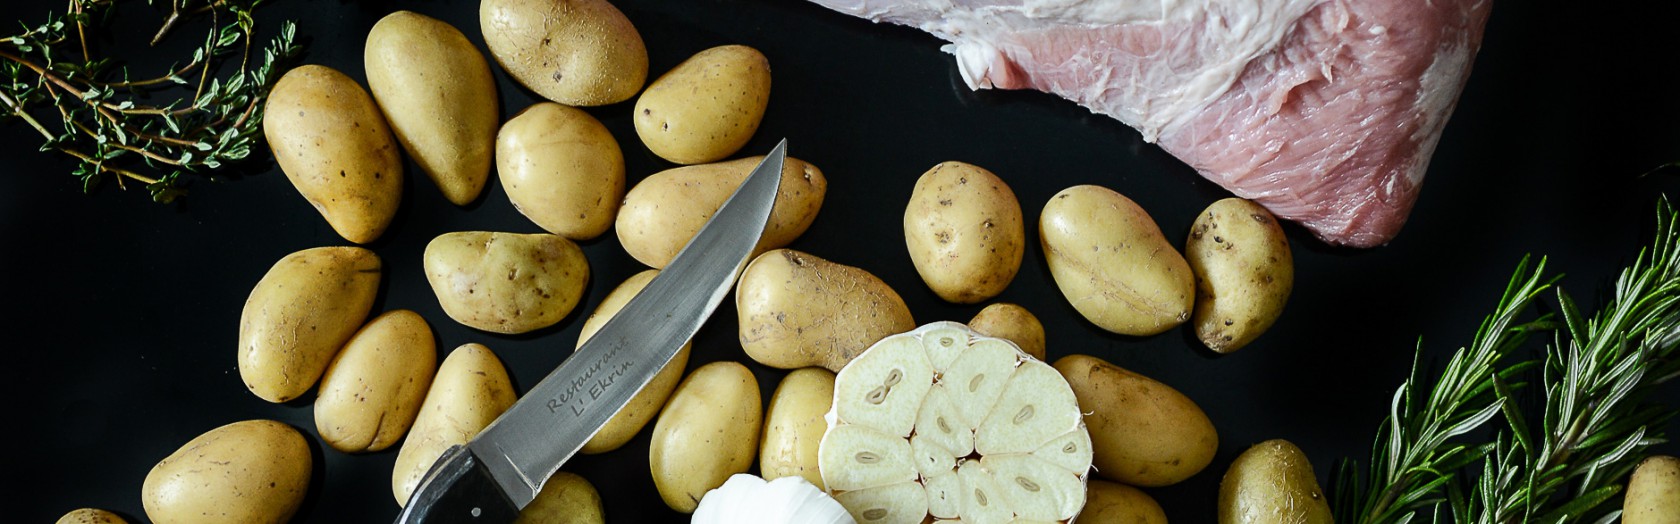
xmin=1 ymin=0 xmax=299 ymax=202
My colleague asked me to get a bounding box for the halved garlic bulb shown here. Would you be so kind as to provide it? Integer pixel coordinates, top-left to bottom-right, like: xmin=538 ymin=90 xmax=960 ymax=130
xmin=820 ymin=322 xmax=1092 ymax=524
xmin=691 ymin=474 xmax=855 ymax=524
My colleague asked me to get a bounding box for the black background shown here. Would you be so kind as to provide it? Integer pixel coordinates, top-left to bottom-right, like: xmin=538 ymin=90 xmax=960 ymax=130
xmin=7 ymin=0 xmax=1680 ymax=522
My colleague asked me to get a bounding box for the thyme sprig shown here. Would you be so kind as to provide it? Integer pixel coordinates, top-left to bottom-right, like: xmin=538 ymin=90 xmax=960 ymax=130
xmin=1 ymin=0 xmax=299 ymax=202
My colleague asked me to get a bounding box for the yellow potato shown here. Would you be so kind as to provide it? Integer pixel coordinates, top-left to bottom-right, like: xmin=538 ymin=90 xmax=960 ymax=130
xmin=1081 ymin=480 xmax=1168 ymax=524
xmin=966 ymin=302 xmax=1046 ymax=361
xmin=423 ymin=231 xmax=589 ymax=334
xmin=760 ymin=367 xmax=836 ymax=490
xmin=1625 ymin=455 xmax=1680 ymax=524
xmin=264 ymin=64 xmax=402 ymax=243
xmin=142 ymin=420 xmax=311 ymax=524
xmin=1040 ymin=185 xmax=1194 ymax=336
xmin=313 ymin=309 xmax=436 ymax=453
xmin=517 ymin=471 xmax=605 ymax=524
xmin=574 ymin=270 xmax=690 ymax=454
xmin=1218 ymin=439 xmax=1332 ymax=524
xmin=1186 ymin=198 xmax=1293 ymax=353
xmin=650 ymin=361 xmax=763 ymax=513
xmin=736 ymin=249 xmax=916 ymax=372
xmin=365 ymin=11 xmax=497 ymax=205
xmin=634 ymin=45 xmax=771 ymax=164
xmin=239 ymin=246 xmax=381 ymax=403
xmin=1053 ymin=354 xmax=1217 ymax=487
xmin=393 ymin=343 xmax=517 ymax=505
xmin=55 ymin=508 xmax=127 ymax=524
xmin=480 ymin=0 xmax=647 ymax=106
xmin=617 ymin=155 xmax=826 ymax=268
xmin=903 ymin=161 xmax=1025 ymax=304
xmin=497 ymin=102 xmax=625 ymax=241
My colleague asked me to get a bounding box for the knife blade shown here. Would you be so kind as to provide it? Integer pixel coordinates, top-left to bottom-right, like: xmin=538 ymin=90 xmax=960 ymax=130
xmin=395 ymin=140 xmax=789 ymax=523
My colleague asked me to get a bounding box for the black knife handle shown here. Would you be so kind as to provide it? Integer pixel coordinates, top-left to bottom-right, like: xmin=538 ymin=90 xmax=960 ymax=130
xmin=395 ymin=445 xmax=521 ymax=524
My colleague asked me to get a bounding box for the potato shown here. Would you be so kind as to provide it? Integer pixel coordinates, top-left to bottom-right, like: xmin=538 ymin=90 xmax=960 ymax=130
xmin=314 ymin=309 xmax=436 ymax=453
xmin=423 ymin=231 xmax=589 ymax=334
xmin=649 ymin=361 xmax=763 ymax=513
xmin=1040 ymin=185 xmax=1194 ymax=336
xmin=1082 ymin=480 xmax=1168 ymax=524
xmin=142 ymin=420 xmax=311 ymax=524
xmin=1625 ymin=455 xmax=1680 ymax=524
xmin=634 ymin=45 xmax=771 ymax=164
xmin=497 ymin=103 xmax=625 ymax=241
xmin=517 ymin=471 xmax=605 ymax=524
xmin=1218 ymin=439 xmax=1332 ymax=524
xmin=760 ymin=367 xmax=836 ymax=490
xmin=903 ymin=161 xmax=1025 ymax=304
xmin=736 ymin=249 xmax=916 ymax=372
xmin=55 ymin=509 xmax=127 ymax=524
xmin=1186 ymin=198 xmax=1293 ymax=353
xmin=480 ymin=0 xmax=647 ymax=106
xmin=239 ymin=246 xmax=381 ymax=403
xmin=574 ymin=270 xmax=690 ymax=454
xmin=264 ymin=64 xmax=402 ymax=244
xmin=617 ymin=155 xmax=826 ymax=268
xmin=967 ymin=302 xmax=1046 ymax=361
xmin=1053 ymin=354 xmax=1217 ymax=487
xmin=393 ymin=343 xmax=517 ymax=505
xmin=365 ymin=11 xmax=497 ymax=206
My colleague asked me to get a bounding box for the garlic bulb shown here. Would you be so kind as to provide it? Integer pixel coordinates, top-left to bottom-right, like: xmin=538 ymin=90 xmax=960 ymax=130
xmin=691 ymin=474 xmax=855 ymax=524
xmin=819 ymin=322 xmax=1092 ymax=524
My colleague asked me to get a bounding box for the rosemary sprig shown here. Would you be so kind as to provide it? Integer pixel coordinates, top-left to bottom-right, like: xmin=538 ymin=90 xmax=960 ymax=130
xmin=1 ymin=0 xmax=300 ymax=202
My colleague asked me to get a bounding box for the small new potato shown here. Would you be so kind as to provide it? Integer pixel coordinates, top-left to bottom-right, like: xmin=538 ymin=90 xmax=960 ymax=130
xmin=498 ymin=103 xmax=625 ymax=240
xmin=634 ymin=45 xmax=771 ymax=164
xmin=1054 ymin=354 xmax=1217 ymax=487
xmin=1625 ymin=455 xmax=1680 ymax=524
xmin=736 ymin=249 xmax=916 ymax=372
xmin=517 ymin=471 xmax=605 ymax=524
xmin=264 ymin=64 xmax=402 ymax=244
xmin=1082 ymin=480 xmax=1168 ymax=524
xmin=480 ymin=0 xmax=647 ymax=106
xmin=575 ymin=270 xmax=690 ymax=454
xmin=650 ymin=361 xmax=763 ymax=513
xmin=393 ymin=343 xmax=517 ymax=505
xmin=760 ymin=367 xmax=837 ymax=490
xmin=904 ymin=161 xmax=1024 ymax=304
xmin=142 ymin=420 xmax=311 ymax=524
xmin=966 ymin=302 xmax=1046 ymax=361
xmin=1187 ymin=198 xmax=1293 ymax=353
xmin=314 ymin=310 xmax=436 ymax=453
xmin=1041 ymin=185 xmax=1194 ymax=336
xmin=424 ymin=231 xmax=589 ymax=334
xmin=56 ymin=509 xmax=127 ymax=524
xmin=1219 ymin=439 xmax=1333 ymax=524
xmin=617 ymin=155 xmax=826 ymax=268
xmin=239 ymin=246 xmax=381 ymax=403
xmin=365 ymin=11 xmax=498 ymax=205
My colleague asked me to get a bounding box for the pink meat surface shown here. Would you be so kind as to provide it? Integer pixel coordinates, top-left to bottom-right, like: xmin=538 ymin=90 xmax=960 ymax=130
xmin=811 ymin=0 xmax=1492 ymax=247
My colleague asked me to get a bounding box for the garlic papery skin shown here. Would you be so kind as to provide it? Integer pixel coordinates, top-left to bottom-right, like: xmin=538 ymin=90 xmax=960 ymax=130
xmin=691 ymin=474 xmax=856 ymax=524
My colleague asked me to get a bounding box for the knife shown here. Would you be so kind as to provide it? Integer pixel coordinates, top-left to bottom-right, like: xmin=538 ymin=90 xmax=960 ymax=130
xmin=395 ymin=140 xmax=788 ymax=523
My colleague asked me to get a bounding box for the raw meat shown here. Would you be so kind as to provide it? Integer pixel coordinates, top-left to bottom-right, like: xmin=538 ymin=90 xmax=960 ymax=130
xmin=809 ymin=0 xmax=1492 ymax=247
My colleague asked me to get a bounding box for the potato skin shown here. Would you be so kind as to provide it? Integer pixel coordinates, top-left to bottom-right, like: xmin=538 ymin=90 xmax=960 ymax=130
xmin=1053 ymin=354 xmax=1217 ymax=487
xmin=1082 ymin=480 xmax=1168 ymax=524
xmin=313 ymin=309 xmax=436 ymax=453
xmin=141 ymin=420 xmax=311 ymax=524
xmin=1625 ymin=455 xmax=1680 ymax=524
xmin=56 ymin=508 xmax=128 ymax=524
xmin=264 ymin=64 xmax=402 ymax=244
xmin=365 ymin=11 xmax=497 ymax=206
xmin=760 ymin=367 xmax=837 ymax=490
xmin=904 ymin=161 xmax=1025 ymax=304
xmin=967 ymin=302 xmax=1046 ymax=361
xmin=574 ymin=270 xmax=690 ymax=454
xmin=649 ymin=361 xmax=763 ymax=513
xmin=480 ymin=0 xmax=647 ymax=106
xmin=736 ymin=249 xmax=916 ymax=372
xmin=634 ymin=45 xmax=771 ymax=164
xmin=1040 ymin=185 xmax=1193 ymax=336
xmin=1186 ymin=198 xmax=1293 ymax=353
xmin=239 ymin=246 xmax=381 ymax=403
xmin=497 ymin=103 xmax=625 ymax=241
xmin=423 ymin=231 xmax=589 ymax=334
xmin=1218 ymin=439 xmax=1332 ymax=524
xmin=516 ymin=471 xmax=605 ymax=524
xmin=393 ymin=343 xmax=517 ymax=505
xmin=617 ymin=155 xmax=826 ymax=268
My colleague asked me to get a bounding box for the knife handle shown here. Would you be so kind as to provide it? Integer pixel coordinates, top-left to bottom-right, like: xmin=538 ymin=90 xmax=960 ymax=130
xmin=396 ymin=445 xmax=521 ymax=523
